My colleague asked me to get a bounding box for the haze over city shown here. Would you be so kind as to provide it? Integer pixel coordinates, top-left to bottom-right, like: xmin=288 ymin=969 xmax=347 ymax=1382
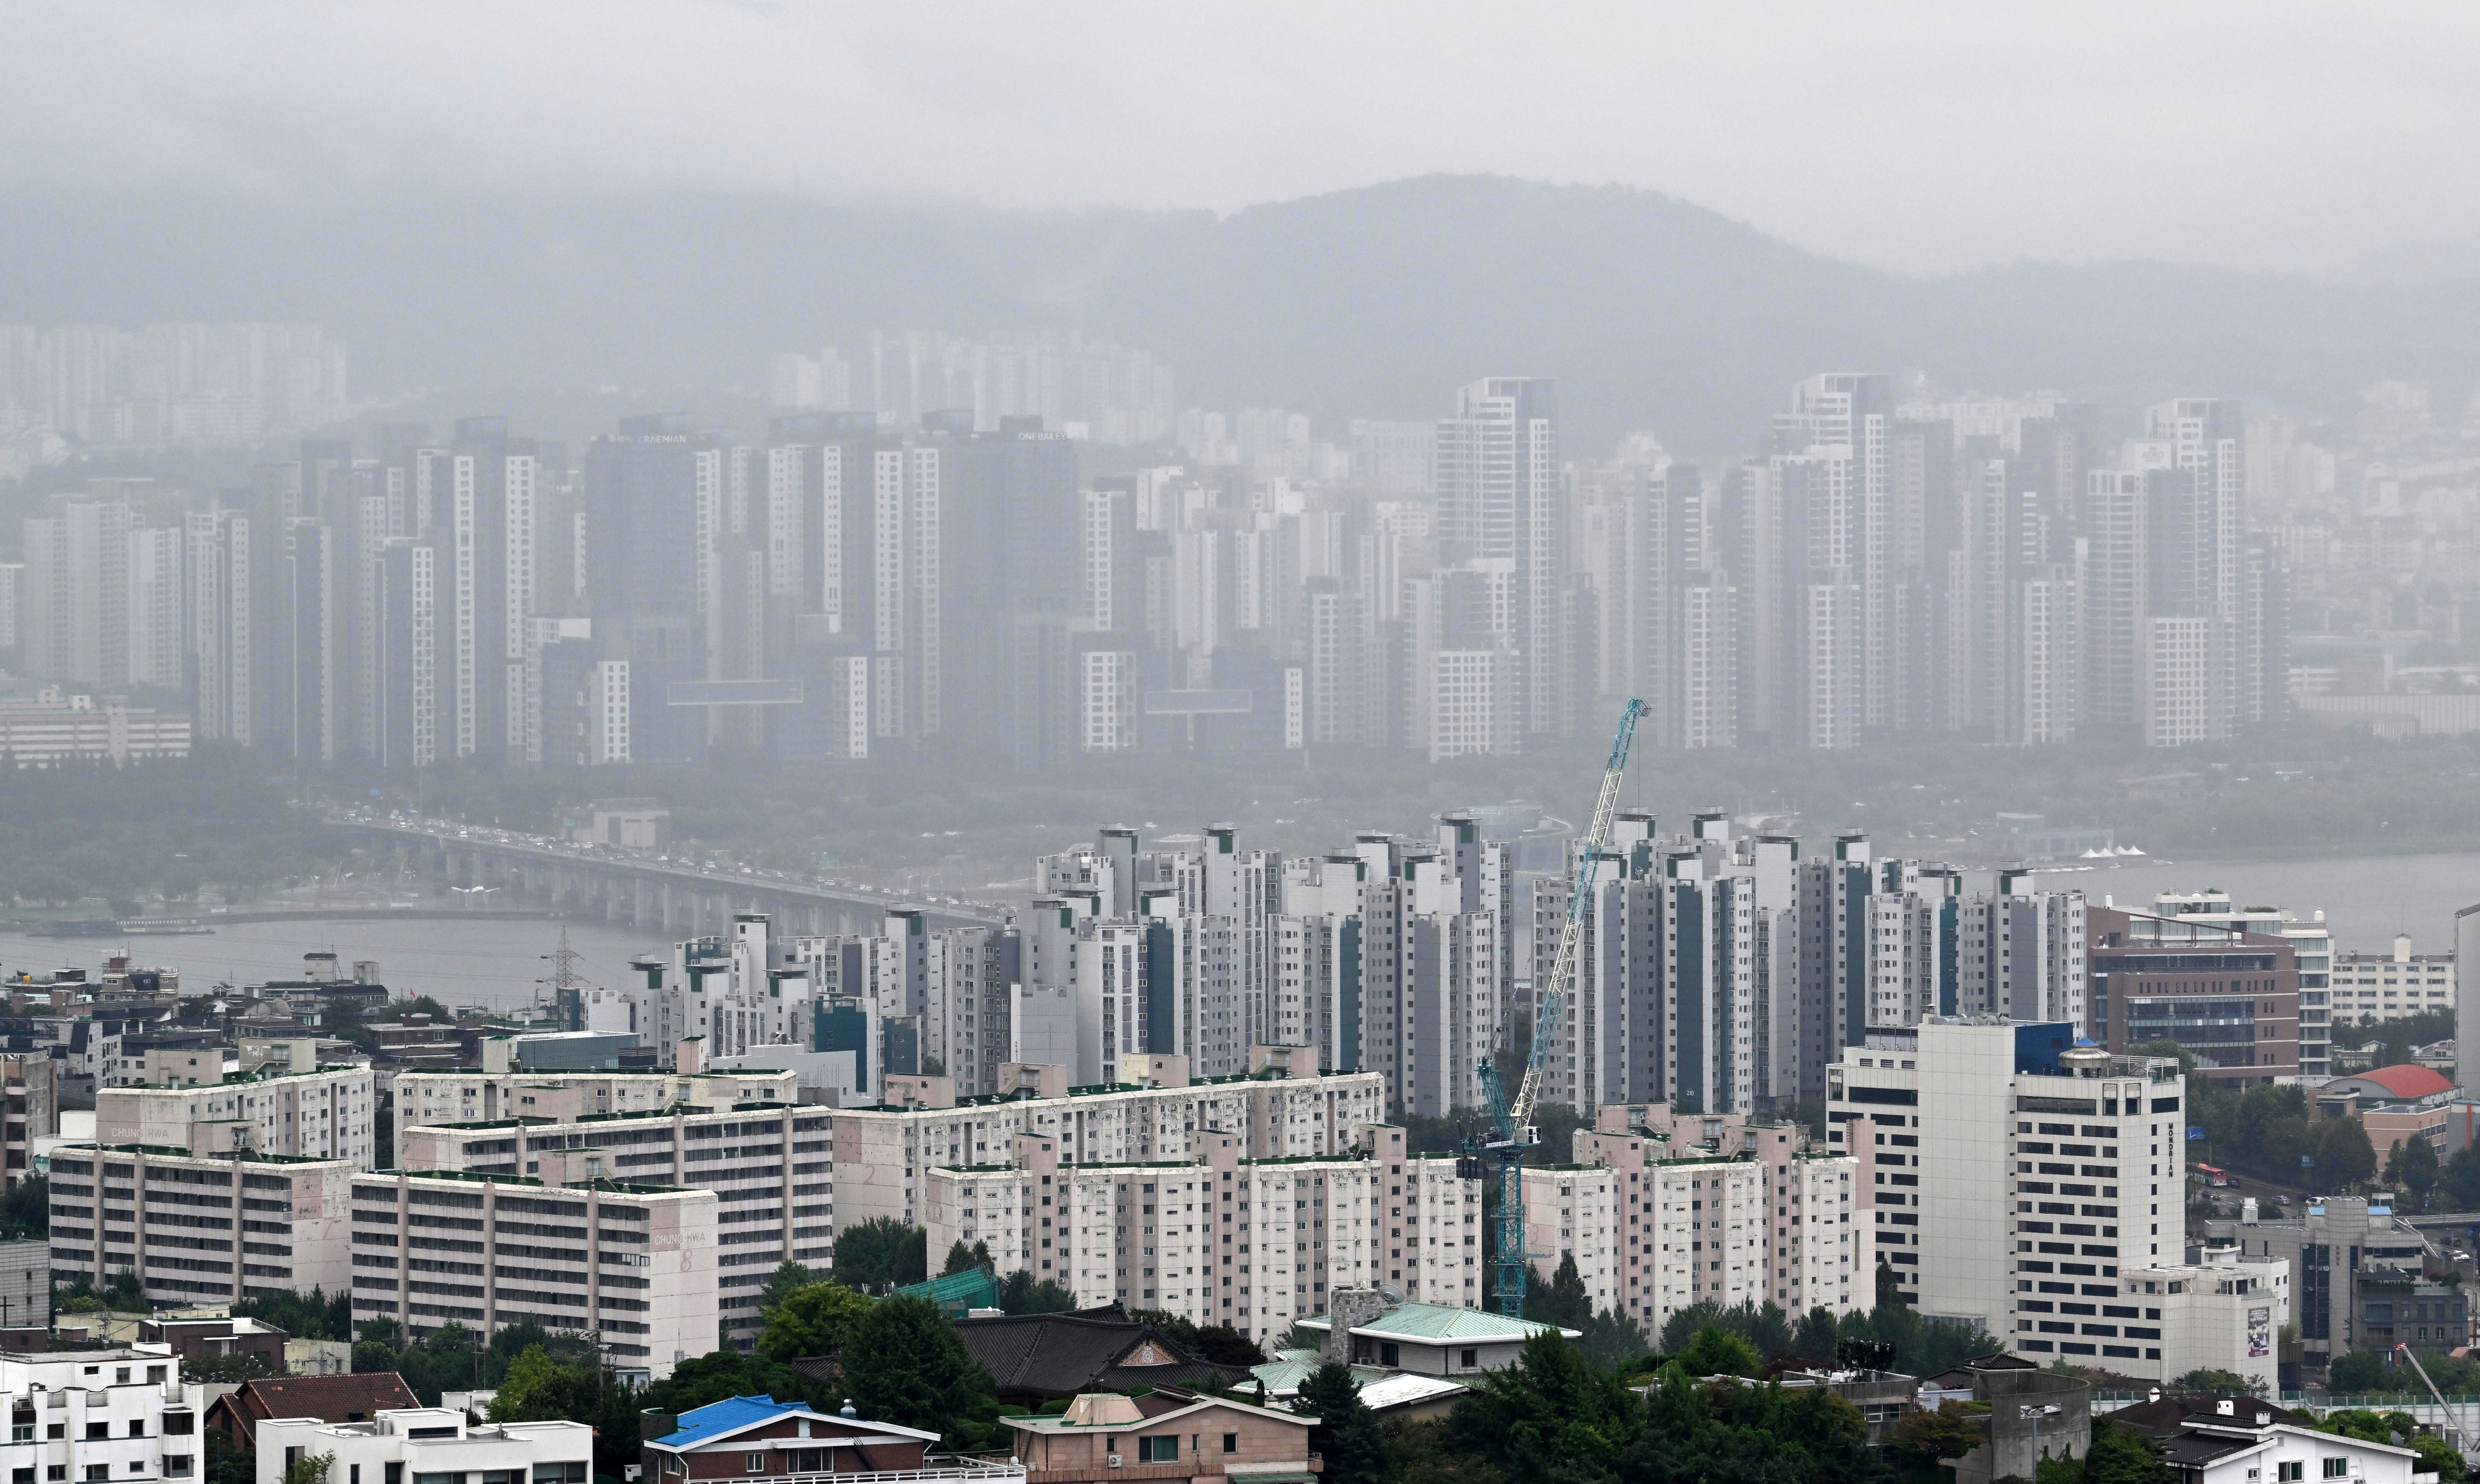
xmin=6 ymin=6 xmax=2480 ymax=1472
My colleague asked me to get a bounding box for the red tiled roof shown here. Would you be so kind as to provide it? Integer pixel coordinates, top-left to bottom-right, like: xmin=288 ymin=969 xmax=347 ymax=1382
xmin=2349 ymin=1064 xmax=2454 ymax=1100
xmin=206 ymin=1372 xmax=420 ymax=1447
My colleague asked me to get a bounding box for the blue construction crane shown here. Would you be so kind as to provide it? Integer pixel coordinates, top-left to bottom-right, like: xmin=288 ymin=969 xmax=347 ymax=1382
xmin=1464 ymin=698 xmax=1645 ymax=1317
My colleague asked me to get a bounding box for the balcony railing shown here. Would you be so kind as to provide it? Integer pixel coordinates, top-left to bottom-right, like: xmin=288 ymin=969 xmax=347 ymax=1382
xmin=747 ymin=1467 xmax=1024 ymax=1484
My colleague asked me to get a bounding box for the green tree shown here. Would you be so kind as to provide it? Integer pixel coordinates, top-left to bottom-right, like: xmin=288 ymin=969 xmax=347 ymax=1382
xmin=1575 ymin=1308 xmax=1648 ymax=1372
xmin=281 ymin=1453 xmax=334 ymax=1484
xmin=489 ymin=1345 xmax=601 ymax=1423
xmin=1614 ymin=1361 xmax=1880 ymax=1484
xmin=1655 ymin=1299 xmax=1790 ymax=1361
xmin=640 ymin=1351 xmax=817 ymax=1415
xmin=1674 ymin=1325 xmax=1761 ymax=1379
xmin=1295 ymin=1362 xmax=1387 ymax=1484
xmin=2407 ymin=1435 xmax=2464 ymax=1481
xmin=1382 ymin=1416 xmax=1508 ymax=1484
xmin=2437 ymin=1146 xmax=2480 ymax=1211
xmin=237 ymin=1286 xmax=353 ymax=1341
xmin=839 ymin=1295 xmax=996 ymax=1445
xmin=940 ymin=1240 xmax=991 ymax=1276
xmin=204 ymin=1427 xmax=252 ymax=1484
xmin=2385 ymin=1135 xmax=2439 ymax=1212
xmin=758 ymin=1260 xmax=820 ymax=1311
xmin=1132 ymin=1309 xmax=1203 ymax=1348
xmin=1194 ymin=1324 xmax=1267 ymax=1368
xmin=1792 ymin=1305 xmax=1841 ymax=1366
xmin=2081 ymin=1420 xmax=2174 ymax=1484
xmin=1889 ymin=1401 xmax=1984 ymax=1466
xmin=1528 ymin=1253 xmax=1593 ymax=1332
xmin=0 ymin=1174 xmax=47 ymax=1239
xmin=757 ymin=1281 xmax=876 ymax=1362
xmin=2305 ymin=1117 xmax=2376 ymax=1190
xmin=832 ymin=1217 xmax=929 ymax=1292
xmin=2324 ymin=1349 xmax=2406 ymax=1393
xmin=2169 ymin=1367 xmax=2268 ymax=1399
xmin=997 ymin=1271 xmax=1078 ymax=1315
xmin=1445 ymin=1332 xmax=1642 ymax=1480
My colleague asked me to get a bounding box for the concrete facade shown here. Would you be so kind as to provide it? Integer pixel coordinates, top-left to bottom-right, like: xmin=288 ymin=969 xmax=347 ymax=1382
xmin=48 ymin=1148 xmax=358 ymax=1306
xmin=1826 ymin=1021 xmax=2189 ymax=1356
xmin=346 ymin=1170 xmax=718 ymax=1379
xmin=95 ymin=1064 xmax=376 ymax=1165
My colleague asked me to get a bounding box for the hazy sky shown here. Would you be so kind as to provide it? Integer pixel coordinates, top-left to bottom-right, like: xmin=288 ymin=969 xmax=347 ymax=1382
xmin=10 ymin=1 xmax=2479 ymax=275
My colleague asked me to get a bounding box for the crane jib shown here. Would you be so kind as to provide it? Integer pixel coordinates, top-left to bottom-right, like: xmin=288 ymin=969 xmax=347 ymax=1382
xmin=1474 ymin=697 xmax=1645 ymax=1318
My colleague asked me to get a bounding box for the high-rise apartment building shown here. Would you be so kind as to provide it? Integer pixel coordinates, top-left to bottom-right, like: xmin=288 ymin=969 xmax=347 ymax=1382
xmin=1437 ymin=378 xmax=1567 ymax=738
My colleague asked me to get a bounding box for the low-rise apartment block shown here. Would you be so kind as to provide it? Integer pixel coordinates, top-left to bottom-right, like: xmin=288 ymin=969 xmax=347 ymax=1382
xmin=390 ymin=1061 xmax=799 ymax=1143
xmin=48 ymin=1147 xmax=357 ymax=1305
xmin=2334 ymin=934 xmax=2454 ymax=1024
xmin=926 ymin=1123 xmax=1457 ymax=1346
xmin=97 ymin=1062 xmax=376 ymax=1164
xmin=1521 ymin=1103 xmax=1870 ymax=1335
xmin=397 ymin=1096 xmax=828 ymax=1346
xmin=831 ymin=1051 xmax=1386 ymax=1237
xmin=347 ymin=1168 xmax=718 ymax=1377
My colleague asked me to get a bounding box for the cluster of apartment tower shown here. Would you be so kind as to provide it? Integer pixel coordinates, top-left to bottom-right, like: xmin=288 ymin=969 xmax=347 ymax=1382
xmin=46 ymin=804 xmax=2301 ymax=1388
xmin=4 ymin=372 xmax=2281 ymax=771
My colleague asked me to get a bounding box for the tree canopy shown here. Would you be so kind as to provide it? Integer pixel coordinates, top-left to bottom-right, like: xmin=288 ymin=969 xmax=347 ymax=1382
xmin=758 ymin=1280 xmax=877 ymax=1362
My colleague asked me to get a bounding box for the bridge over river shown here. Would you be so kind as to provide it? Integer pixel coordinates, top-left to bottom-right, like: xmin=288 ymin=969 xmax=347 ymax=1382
xmin=332 ymin=816 xmax=1003 ymax=942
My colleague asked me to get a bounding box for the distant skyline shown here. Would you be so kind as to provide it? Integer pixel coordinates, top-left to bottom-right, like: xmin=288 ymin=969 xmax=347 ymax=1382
xmin=7 ymin=2 xmax=2479 ymax=277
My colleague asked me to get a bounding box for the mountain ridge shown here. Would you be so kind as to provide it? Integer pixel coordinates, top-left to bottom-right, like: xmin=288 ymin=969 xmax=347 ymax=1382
xmin=3 ymin=174 xmax=2475 ymax=450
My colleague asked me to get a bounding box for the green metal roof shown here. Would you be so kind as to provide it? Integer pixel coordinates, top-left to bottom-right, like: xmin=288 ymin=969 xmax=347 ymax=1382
xmin=1299 ymin=1301 xmax=1575 ymax=1343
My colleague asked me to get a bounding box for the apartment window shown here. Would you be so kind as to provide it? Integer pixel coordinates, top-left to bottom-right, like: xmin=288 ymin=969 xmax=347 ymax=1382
xmin=162 ymin=1415 xmax=194 ymax=1437
xmin=1138 ymin=1438 xmax=1180 ymax=1463
xmin=745 ymin=1455 xmax=766 ymax=1474
xmin=87 ymin=1424 xmax=109 ymax=1441
xmin=46 ymin=1466 xmax=63 ymax=1480
xmin=533 ymin=1470 xmax=585 ymax=1484
xmin=164 ymin=1460 xmax=193 ymax=1480
xmin=1460 ymin=1348 xmax=1479 ymax=1369
xmin=82 ymin=1470 xmax=107 ymax=1483
xmin=2322 ymin=1462 xmax=2349 ymax=1480
xmin=17 ymin=1467 xmax=35 ymax=1483
xmin=1221 ymin=1435 xmax=1238 ymax=1455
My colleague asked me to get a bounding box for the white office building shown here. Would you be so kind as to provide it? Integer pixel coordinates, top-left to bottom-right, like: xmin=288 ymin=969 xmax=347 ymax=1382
xmin=1827 ymin=1021 xmax=2192 ymax=1367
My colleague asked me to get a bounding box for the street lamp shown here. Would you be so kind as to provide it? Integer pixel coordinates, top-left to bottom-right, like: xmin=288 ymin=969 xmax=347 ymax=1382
xmin=2021 ymin=1403 xmax=2062 ymax=1468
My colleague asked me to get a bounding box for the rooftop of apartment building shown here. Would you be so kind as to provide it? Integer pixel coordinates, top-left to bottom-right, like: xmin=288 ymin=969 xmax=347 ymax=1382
xmin=61 ymin=1143 xmax=354 ymax=1165
xmin=353 ymin=1168 xmax=699 ymax=1198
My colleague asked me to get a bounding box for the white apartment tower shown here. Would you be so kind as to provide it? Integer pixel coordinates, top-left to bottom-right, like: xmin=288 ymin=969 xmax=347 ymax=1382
xmin=1827 ymin=1022 xmax=2187 ymax=1353
xmin=1435 ymin=377 xmax=1567 ymax=738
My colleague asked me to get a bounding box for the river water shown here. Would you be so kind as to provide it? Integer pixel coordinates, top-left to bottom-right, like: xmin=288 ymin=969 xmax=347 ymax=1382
xmin=4 ymin=850 xmax=2478 ymax=998
xmin=2028 ymin=852 xmax=2480 ymax=954
xmin=0 ymin=914 xmax=666 ymax=1013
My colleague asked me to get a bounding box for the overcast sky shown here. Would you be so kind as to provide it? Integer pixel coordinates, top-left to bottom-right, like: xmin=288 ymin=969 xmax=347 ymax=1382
xmin=9 ymin=1 xmax=2478 ymax=275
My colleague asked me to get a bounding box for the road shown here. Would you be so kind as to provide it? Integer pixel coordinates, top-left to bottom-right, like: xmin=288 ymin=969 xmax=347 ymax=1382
xmin=327 ymin=811 xmax=1008 ymax=932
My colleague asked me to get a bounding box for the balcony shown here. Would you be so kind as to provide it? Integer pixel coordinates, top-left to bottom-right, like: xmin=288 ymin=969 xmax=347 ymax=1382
xmin=747 ymin=1467 xmax=1024 ymax=1484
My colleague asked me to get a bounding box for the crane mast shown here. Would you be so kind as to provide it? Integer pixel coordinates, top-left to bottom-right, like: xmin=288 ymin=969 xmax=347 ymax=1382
xmin=1466 ymin=698 xmax=1645 ymax=1317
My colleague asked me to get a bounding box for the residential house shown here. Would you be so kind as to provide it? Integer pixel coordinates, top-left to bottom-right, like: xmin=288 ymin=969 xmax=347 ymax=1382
xmin=1000 ymin=1390 xmax=1319 ymax=1483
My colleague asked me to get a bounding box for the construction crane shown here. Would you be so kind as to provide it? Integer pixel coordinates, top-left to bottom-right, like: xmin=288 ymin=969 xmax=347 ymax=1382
xmin=2395 ymin=1342 xmax=2467 ymax=1457
xmin=1464 ymin=697 xmax=1645 ymax=1317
